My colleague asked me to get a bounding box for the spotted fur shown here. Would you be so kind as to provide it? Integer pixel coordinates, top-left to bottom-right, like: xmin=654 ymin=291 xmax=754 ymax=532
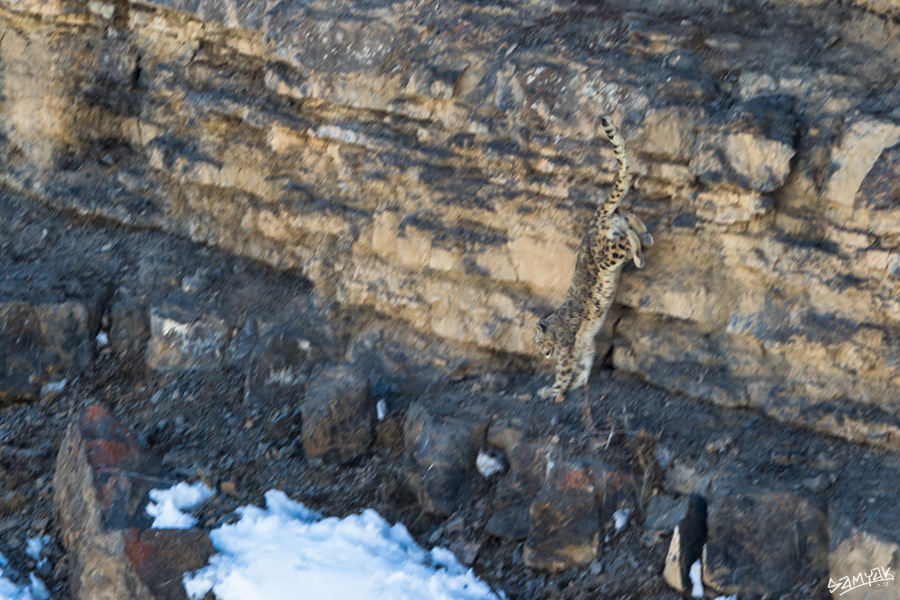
xmin=534 ymin=117 xmax=653 ymax=403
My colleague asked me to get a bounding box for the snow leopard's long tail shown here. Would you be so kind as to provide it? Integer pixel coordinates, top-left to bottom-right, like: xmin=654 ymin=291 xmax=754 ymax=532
xmin=599 ymin=116 xmax=632 ymax=216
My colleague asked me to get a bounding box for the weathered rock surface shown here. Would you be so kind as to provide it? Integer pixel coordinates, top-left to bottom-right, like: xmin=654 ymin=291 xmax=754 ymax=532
xmin=244 ymin=328 xmax=316 ymax=403
xmin=2 ymin=0 xmax=898 ymax=448
xmin=486 ymin=443 xmax=553 ymax=541
xmin=403 ymin=402 xmax=489 ymax=516
xmin=109 ymin=298 xmax=152 ymax=366
xmin=689 ymin=96 xmax=796 ymax=193
xmin=301 ymin=363 xmax=374 ymax=463
xmin=124 ymin=529 xmax=215 ymax=600
xmin=703 ymin=487 xmax=829 ymax=596
xmin=2 ymin=0 xmax=900 ymax=497
xmin=524 ymin=460 xmax=599 ymax=572
xmin=828 ymin=500 xmax=900 ymax=600
xmin=146 ymin=305 xmax=230 ymax=372
xmin=0 ymin=300 xmax=98 ymax=403
xmin=823 ymin=119 xmax=900 ymax=209
xmin=584 ymin=460 xmax=639 ymax=531
xmin=54 ymin=405 xmax=214 ymax=600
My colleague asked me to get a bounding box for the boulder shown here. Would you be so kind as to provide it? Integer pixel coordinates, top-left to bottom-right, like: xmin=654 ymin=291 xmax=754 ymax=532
xmin=524 ymin=460 xmax=599 ymax=572
xmin=0 ymin=300 xmax=97 ymax=403
xmin=123 ymin=529 xmax=215 ymax=600
xmin=245 ymin=328 xmax=317 ymax=404
xmin=301 ymin=363 xmax=374 ymax=463
xmin=54 ymin=405 xmax=215 ymax=600
xmin=828 ymin=499 xmax=900 ymax=600
xmin=486 ymin=443 xmax=553 ymax=541
xmin=584 ymin=460 xmax=638 ymax=530
xmin=145 ymin=305 xmax=230 ymax=372
xmin=703 ymin=486 xmax=828 ymax=596
xmin=403 ymin=402 xmax=489 ymax=516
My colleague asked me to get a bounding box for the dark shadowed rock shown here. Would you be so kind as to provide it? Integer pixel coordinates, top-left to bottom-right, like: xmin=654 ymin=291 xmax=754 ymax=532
xmin=856 ymin=143 xmax=900 ymax=211
xmin=245 ymin=328 xmax=317 ymax=404
xmin=301 ymin=363 xmax=374 ymax=463
xmin=403 ymin=401 xmax=489 ymax=516
xmin=145 ymin=305 xmax=230 ymax=372
xmin=485 ymin=418 xmax=525 ymax=456
xmin=645 ymin=494 xmax=706 ymax=536
xmin=661 ymin=495 xmax=707 ymax=593
xmin=486 ymin=443 xmax=554 ymax=541
xmin=584 ymin=460 xmax=638 ymax=530
xmin=703 ymin=486 xmax=828 ymax=596
xmin=0 ymin=300 xmax=97 ymax=403
xmin=109 ymin=298 xmax=151 ymax=366
xmin=524 ymin=460 xmax=599 ymax=572
xmin=224 ymin=318 xmax=259 ymax=366
xmin=10 ymin=223 xmax=50 ymax=260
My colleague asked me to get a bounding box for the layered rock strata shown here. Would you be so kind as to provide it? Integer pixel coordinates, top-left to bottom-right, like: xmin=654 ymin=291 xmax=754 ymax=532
xmin=2 ymin=0 xmax=900 ymax=447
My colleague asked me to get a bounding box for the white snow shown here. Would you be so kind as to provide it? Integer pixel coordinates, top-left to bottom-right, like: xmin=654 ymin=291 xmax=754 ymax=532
xmin=147 ymin=482 xmax=215 ymax=529
xmin=475 ymin=449 xmax=504 ymax=478
xmin=24 ymin=538 xmax=48 ymax=562
xmin=612 ymin=508 xmax=632 ymax=533
xmin=95 ymin=331 xmax=109 ymax=347
xmin=712 ymin=596 xmax=737 ymax=600
xmin=689 ymin=559 xmax=704 ymax=598
xmin=376 ymin=400 xmax=387 ymax=421
xmin=183 ymin=490 xmax=502 ymax=600
xmin=0 ymin=576 xmax=34 ymax=600
xmin=26 ymin=576 xmax=49 ymax=600
xmin=39 ymin=380 xmax=66 ymax=398
xmin=0 ymin=552 xmax=52 ymax=600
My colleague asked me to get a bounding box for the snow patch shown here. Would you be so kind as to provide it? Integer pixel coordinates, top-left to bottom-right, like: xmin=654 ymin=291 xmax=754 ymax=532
xmin=475 ymin=448 xmax=505 ymax=478
xmin=689 ymin=559 xmax=703 ymax=598
xmin=183 ymin=490 xmax=502 ymax=600
xmin=376 ymin=400 xmax=387 ymax=421
xmin=160 ymin=318 xmax=192 ymax=337
xmin=0 ymin=551 xmax=52 ymax=600
xmin=25 ymin=537 xmax=49 ymax=562
xmin=612 ymin=508 xmax=632 ymax=533
xmin=95 ymin=331 xmax=109 ymax=347
xmin=27 ymin=575 xmax=49 ymax=600
xmin=147 ymin=482 xmax=215 ymax=529
xmin=39 ymin=380 xmax=66 ymax=398
xmin=712 ymin=596 xmax=737 ymax=600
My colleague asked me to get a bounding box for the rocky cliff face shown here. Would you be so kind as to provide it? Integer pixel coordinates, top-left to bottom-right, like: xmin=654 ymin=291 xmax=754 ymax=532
xmin=2 ymin=0 xmax=900 ymax=448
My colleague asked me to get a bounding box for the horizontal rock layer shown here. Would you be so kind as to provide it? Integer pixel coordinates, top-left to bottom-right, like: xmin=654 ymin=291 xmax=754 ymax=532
xmin=2 ymin=0 xmax=900 ymax=447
